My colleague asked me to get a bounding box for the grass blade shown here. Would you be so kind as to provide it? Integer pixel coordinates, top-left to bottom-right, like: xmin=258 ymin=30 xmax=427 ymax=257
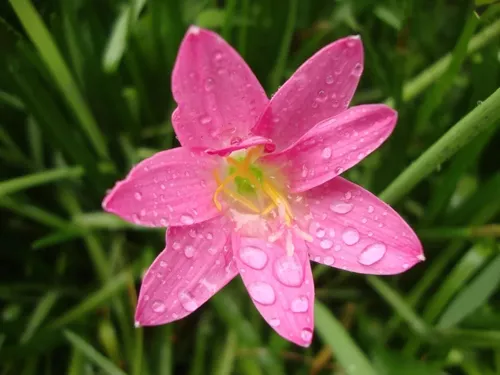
xmin=63 ymin=330 xmax=127 ymax=375
xmin=380 ymin=87 xmax=500 ymax=205
xmin=315 ymin=301 xmax=378 ymax=375
xmin=438 ymin=252 xmax=500 ymax=328
xmin=9 ymin=0 xmax=110 ymax=160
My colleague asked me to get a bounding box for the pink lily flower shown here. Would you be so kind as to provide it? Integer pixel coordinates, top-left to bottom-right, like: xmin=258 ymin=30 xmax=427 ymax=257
xmin=103 ymin=26 xmax=424 ymax=347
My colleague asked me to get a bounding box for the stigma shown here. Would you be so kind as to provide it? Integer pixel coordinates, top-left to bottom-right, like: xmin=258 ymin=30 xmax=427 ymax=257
xmin=212 ymin=147 xmax=312 ymax=255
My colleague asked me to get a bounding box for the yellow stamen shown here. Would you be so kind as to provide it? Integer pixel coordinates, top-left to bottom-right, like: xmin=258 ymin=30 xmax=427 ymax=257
xmin=213 ymin=170 xmax=260 ymax=213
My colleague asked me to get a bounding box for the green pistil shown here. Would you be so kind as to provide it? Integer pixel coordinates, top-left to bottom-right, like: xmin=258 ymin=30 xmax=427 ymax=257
xmin=228 ymin=163 xmax=263 ymax=195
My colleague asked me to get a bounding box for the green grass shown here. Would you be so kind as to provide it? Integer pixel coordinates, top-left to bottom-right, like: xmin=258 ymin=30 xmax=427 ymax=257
xmin=1 ymin=1 xmax=500 ymax=374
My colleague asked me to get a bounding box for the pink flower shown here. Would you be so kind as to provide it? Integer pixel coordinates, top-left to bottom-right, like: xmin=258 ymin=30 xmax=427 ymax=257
xmin=103 ymin=26 xmax=424 ymax=347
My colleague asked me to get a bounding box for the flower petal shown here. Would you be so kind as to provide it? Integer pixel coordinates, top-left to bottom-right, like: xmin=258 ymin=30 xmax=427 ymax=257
xmin=233 ymin=234 xmax=315 ymax=347
xmin=303 ymin=177 xmax=424 ymax=275
xmin=135 ymin=216 xmax=237 ymax=325
xmin=171 ymin=26 xmax=269 ymax=150
xmin=103 ymin=147 xmax=221 ymax=227
xmin=205 ymin=135 xmax=275 ymax=156
xmin=252 ymin=36 xmax=363 ymax=152
xmin=261 ymin=105 xmax=397 ymax=193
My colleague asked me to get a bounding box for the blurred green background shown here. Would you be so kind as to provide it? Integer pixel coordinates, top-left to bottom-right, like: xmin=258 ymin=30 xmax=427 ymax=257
xmin=1 ymin=0 xmax=500 ymax=374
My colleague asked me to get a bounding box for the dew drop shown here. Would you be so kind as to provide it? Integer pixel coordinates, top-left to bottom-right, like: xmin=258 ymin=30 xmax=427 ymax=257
xmin=269 ymin=318 xmax=281 ymax=327
xmin=204 ymin=78 xmax=215 ymax=91
xmin=248 ymin=281 xmax=276 ymax=305
xmin=316 ymin=228 xmax=326 ymax=238
xmin=199 ymin=115 xmax=212 ymax=125
xmin=358 ymin=243 xmax=387 ymax=265
xmin=206 ymin=232 xmax=213 ymax=240
xmin=330 ymin=201 xmax=353 ymax=214
xmin=316 ymin=90 xmax=328 ymax=103
xmin=179 ymin=291 xmax=198 ymax=312
xmin=352 ymin=63 xmax=363 ymax=77
xmin=151 ymin=300 xmax=166 ymax=313
xmin=325 ymin=75 xmax=334 ymax=84
xmin=301 ymin=328 xmax=313 ymax=342
xmin=180 ymin=214 xmax=194 ymax=225
xmin=301 ymin=165 xmax=308 ymax=178
xmin=172 ymin=242 xmax=181 ymax=250
xmin=239 ymin=246 xmax=268 ymax=270
xmin=274 ymin=255 xmax=304 ymax=287
xmin=320 ymin=239 xmax=333 ymax=250
xmin=291 ymin=296 xmax=309 ymax=313
xmin=230 ymin=136 xmax=242 ymax=145
xmin=321 ymin=147 xmax=332 ymax=159
xmin=367 ymin=205 xmax=374 ymax=213
xmin=342 ymin=228 xmax=360 ymax=245
xmin=134 ymin=192 xmax=142 ymax=201
xmin=160 ymin=260 xmax=167 ymax=268
xmin=184 ymin=245 xmax=195 ymax=258
xmin=323 ymin=256 xmax=335 ymax=265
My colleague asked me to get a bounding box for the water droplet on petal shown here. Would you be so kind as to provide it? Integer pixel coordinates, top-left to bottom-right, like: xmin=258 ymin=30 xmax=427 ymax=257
xmin=206 ymin=232 xmax=213 ymax=240
xmin=301 ymin=165 xmax=308 ymax=178
xmin=368 ymin=205 xmax=374 ymax=213
xmin=160 ymin=260 xmax=167 ymax=267
xmin=321 ymin=147 xmax=332 ymax=159
xmin=172 ymin=242 xmax=181 ymax=250
xmin=342 ymin=228 xmax=360 ymax=245
xmin=179 ymin=291 xmax=198 ymax=312
xmin=230 ymin=136 xmax=242 ymax=145
xmin=352 ymin=63 xmax=363 ymax=77
xmin=300 ymin=328 xmax=313 ymax=342
xmin=291 ymin=296 xmax=309 ymax=313
xmin=248 ymin=281 xmax=276 ymax=305
xmin=274 ymin=255 xmax=304 ymax=287
xmin=134 ymin=192 xmax=142 ymax=201
xmin=269 ymin=318 xmax=281 ymax=327
xmin=184 ymin=245 xmax=195 ymax=258
xmin=325 ymin=75 xmax=334 ymax=84
xmin=316 ymin=90 xmax=328 ymax=103
xmin=320 ymin=239 xmax=333 ymax=250
xmin=199 ymin=115 xmax=212 ymax=125
xmin=316 ymin=228 xmax=326 ymax=238
xmin=330 ymin=201 xmax=353 ymax=214
xmin=323 ymin=256 xmax=335 ymax=265
xmin=180 ymin=214 xmax=194 ymax=225
xmin=205 ymin=77 xmax=215 ymax=91
xmin=358 ymin=243 xmax=387 ymax=265
xmin=152 ymin=300 xmax=166 ymax=313
xmin=239 ymin=246 xmax=268 ymax=270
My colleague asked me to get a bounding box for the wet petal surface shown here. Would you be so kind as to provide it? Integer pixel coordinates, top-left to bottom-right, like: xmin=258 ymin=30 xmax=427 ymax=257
xmin=135 ymin=216 xmax=236 ymax=325
xmin=261 ymin=105 xmax=397 ymax=193
xmin=252 ymin=36 xmax=363 ymax=152
xmin=303 ymin=177 xmax=424 ymax=274
xmin=233 ymin=234 xmax=315 ymax=347
xmin=172 ymin=27 xmax=268 ymax=150
xmin=103 ymin=147 xmax=221 ymax=227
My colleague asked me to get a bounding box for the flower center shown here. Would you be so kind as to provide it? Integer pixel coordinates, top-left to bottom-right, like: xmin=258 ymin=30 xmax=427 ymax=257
xmin=212 ymin=146 xmax=312 ymax=254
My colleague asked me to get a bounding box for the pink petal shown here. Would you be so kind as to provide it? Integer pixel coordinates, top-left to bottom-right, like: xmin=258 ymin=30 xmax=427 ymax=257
xmin=103 ymin=147 xmax=221 ymax=227
xmin=252 ymin=36 xmax=363 ymax=152
xmin=261 ymin=105 xmax=397 ymax=193
xmin=171 ymin=26 xmax=269 ymax=150
xmin=233 ymin=234 xmax=315 ymax=347
xmin=303 ymin=177 xmax=424 ymax=275
xmin=135 ymin=216 xmax=237 ymax=325
xmin=205 ymin=135 xmax=275 ymax=156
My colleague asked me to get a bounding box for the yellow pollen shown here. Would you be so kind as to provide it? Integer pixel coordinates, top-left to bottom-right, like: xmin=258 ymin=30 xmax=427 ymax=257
xmin=213 ymin=146 xmax=301 ymax=255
